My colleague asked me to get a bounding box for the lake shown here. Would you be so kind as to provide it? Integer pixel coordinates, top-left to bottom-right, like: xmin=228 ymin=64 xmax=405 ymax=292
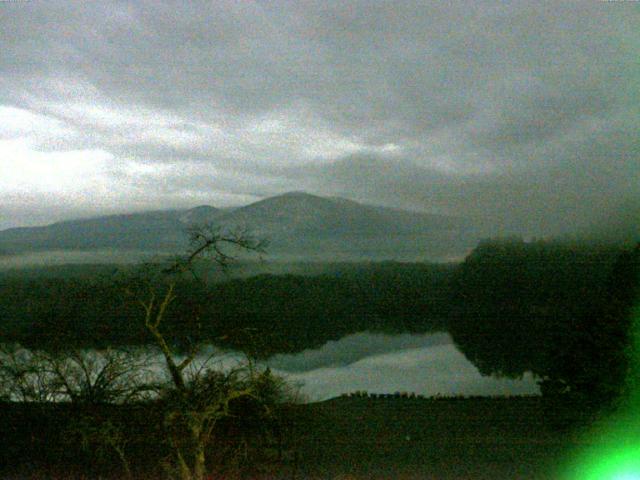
xmin=264 ymin=332 xmax=540 ymax=401
xmin=1 ymin=332 xmax=540 ymax=402
xmin=166 ymin=332 xmax=539 ymax=401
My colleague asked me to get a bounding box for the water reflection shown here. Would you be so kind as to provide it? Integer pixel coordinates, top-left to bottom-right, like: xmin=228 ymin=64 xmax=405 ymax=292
xmin=265 ymin=332 xmax=539 ymax=401
xmin=1 ymin=333 xmax=540 ymax=403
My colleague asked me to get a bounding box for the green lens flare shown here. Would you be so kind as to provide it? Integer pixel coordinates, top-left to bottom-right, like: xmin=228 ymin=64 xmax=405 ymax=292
xmin=565 ymin=442 xmax=640 ymax=479
xmin=613 ymin=474 xmax=640 ymax=480
xmin=562 ymin=301 xmax=640 ymax=479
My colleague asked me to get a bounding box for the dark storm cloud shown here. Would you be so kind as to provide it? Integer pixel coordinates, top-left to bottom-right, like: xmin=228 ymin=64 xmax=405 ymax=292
xmin=0 ymin=1 xmax=638 ymax=233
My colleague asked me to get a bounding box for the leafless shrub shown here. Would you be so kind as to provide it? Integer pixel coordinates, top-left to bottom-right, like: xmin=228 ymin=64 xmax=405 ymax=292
xmin=0 ymin=345 xmax=157 ymax=404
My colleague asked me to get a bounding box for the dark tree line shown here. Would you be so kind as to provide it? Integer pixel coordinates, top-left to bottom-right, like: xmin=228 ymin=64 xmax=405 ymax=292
xmin=448 ymin=238 xmax=639 ymax=408
xmin=0 ymin=263 xmax=452 ymax=356
xmin=540 ymin=242 xmax=640 ymax=405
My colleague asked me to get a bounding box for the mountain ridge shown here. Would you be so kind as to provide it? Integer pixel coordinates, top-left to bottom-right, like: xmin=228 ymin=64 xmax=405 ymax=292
xmin=0 ymin=192 xmax=476 ymax=261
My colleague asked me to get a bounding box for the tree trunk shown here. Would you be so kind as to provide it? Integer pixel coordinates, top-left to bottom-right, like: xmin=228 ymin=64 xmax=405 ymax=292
xmin=193 ymin=444 xmax=206 ymax=480
xmin=176 ymin=450 xmax=192 ymax=480
xmin=192 ymin=425 xmax=207 ymax=480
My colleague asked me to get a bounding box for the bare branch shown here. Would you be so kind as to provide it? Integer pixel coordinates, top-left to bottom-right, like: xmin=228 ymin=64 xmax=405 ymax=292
xmin=155 ymin=283 xmax=176 ymax=329
xmin=163 ymin=224 xmax=268 ymax=275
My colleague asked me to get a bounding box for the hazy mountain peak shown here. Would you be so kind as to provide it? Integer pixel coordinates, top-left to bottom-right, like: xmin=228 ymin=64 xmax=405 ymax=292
xmin=273 ymin=191 xmax=330 ymax=202
xmin=278 ymin=190 xmax=314 ymax=197
xmin=179 ymin=205 xmax=221 ymax=225
xmin=0 ymin=192 xmax=477 ymax=261
xmin=266 ymin=191 xmax=363 ymax=209
xmin=189 ymin=205 xmax=218 ymax=211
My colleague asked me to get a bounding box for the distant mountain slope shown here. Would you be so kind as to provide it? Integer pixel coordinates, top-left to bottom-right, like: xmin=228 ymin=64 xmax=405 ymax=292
xmin=216 ymin=191 xmax=461 ymax=238
xmin=0 ymin=209 xmax=189 ymax=253
xmin=0 ymin=192 xmax=475 ymax=260
xmin=177 ymin=205 xmax=223 ymax=226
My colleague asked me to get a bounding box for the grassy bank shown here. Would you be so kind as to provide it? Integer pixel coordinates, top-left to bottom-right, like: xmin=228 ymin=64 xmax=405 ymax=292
xmin=0 ymin=396 xmax=599 ymax=479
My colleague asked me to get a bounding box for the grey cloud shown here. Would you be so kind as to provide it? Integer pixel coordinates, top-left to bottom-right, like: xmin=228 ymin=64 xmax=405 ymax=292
xmin=0 ymin=1 xmax=638 ymax=234
xmin=468 ymin=84 xmax=614 ymax=151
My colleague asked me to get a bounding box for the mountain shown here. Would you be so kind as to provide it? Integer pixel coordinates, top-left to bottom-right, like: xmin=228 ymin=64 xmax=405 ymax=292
xmin=215 ymin=191 xmax=460 ymax=237
xmin=0 ymin=192 xmax=477 ymax=261
xmin=178 ymin=205 xmax=222 ymax=225
xmin=0 ymin=209 xmax=188 ymax=253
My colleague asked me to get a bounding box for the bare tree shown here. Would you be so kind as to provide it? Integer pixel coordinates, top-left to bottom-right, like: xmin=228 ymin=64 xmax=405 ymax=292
xmin=133 ymin=225 xmax=267 ymax=390
xmin=0 ymin=225 xmax=297 ymax=479
xmin=130 ymin=225 xmax=280 ymax=480
xmin=43 ymin=348 xmax=158 ymax=404
xmin=0 ymin=345 xmax=156 ymax=404
xmin=0 ymin=344 xmax=59 ymax=402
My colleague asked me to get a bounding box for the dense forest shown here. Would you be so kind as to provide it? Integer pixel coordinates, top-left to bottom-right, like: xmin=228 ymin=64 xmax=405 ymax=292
xmin=1 ymin=239 xmax=638 ymax=402
xmin=448 ymin=239 xmax=640 ymax=406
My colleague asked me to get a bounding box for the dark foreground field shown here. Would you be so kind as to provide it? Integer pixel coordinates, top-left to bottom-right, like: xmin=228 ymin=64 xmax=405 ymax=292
xmin=290 ymin=396 xmax=596 ymax=480
xmin=0 ymin=396 xmax=599 ymax=479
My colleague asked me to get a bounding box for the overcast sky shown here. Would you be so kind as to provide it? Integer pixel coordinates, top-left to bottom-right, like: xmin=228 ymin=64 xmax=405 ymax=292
xmin=1 ymin=1 xmax=638 ymax=234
